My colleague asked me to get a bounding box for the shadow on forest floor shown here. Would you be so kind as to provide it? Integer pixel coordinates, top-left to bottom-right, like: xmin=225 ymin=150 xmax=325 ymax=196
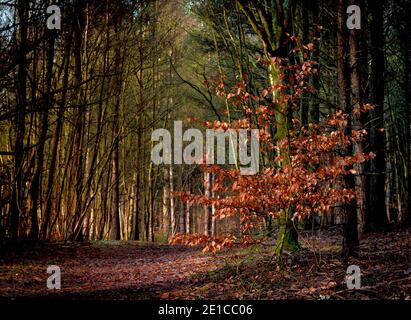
xmin=1 ymin=228 xmax=410 ymax=300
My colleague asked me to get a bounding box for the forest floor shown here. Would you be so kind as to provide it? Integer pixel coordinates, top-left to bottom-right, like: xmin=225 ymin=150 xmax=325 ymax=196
xmin=1 ymin=228 xmax=411 ymax=300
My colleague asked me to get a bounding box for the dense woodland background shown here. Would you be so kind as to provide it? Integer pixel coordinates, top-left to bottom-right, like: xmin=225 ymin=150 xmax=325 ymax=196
xmin=0 ymin=0 xmax=410 ymax=262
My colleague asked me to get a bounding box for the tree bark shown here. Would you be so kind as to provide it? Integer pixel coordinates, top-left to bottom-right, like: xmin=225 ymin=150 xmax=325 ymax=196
xmin=10 ymin=0 xmax=29 ymax=242
xmin=366 ymin=0 xmax=388 ymax=232
xmin=348 ymin=0 xmax=367 ymax=236
xmin=111 ymin=111 xmax=121 ymax=240
xmin=338 ymin=0 xmax=359 ymax=258
xmin=204 ymin=171 xmax=212 ymax=236
xmin=169 ymin=166 xmax=175 ymax=237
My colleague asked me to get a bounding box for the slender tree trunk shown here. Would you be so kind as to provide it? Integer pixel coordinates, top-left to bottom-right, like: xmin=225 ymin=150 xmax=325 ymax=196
xmin=300 ymin=0 xmax=310 ymax=127
xmin=348 ymin=0 xmax=367 ymax=236
xmin=309 ymin=0 xmax=321 ymax=124
xmin=179 ymin=202 xmax=185 ymax=233
xmin=134 ymin=129 xmax=142 ymax=240
xmin=366 ymin=0 xmax=388 ymax=232
xmin=210 ymin=173 xmax=216 ymax=236
xmin=204 ymin=171 xmax=212 ymax=236
xmin=70 ymin=1 xmax=86 ymax=240
xmin=185 ymin=201 xmax=191 ymax=234
xmin=169 ymin=165 xmax=175 ymax=236
xmin=184 ymin=176 xmax=190 ymax=234
xmin=10 ymin=0 xmax=29 ymax=242
xmin=338 ymin=0 xmax=359 ymax=258
xmin=133 ymin=48 xmax=144 ymax=240
xmin=111 ymin=110 xmax=121 ymax=240
xmin=404 ymin=26 xmax=411 ymax=227
xmin=162 ymin=168 xmax=169 ymax=236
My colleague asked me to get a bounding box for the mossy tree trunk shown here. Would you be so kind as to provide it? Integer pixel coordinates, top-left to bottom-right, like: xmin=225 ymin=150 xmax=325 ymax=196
xmin=269 ymin=62 xmax=299 ymax=254
xmin=237 ymin=0 xmax=299 ymax=255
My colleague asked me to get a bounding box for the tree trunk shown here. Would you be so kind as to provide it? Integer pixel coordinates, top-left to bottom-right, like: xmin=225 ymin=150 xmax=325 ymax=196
xmin=404 ymin=24 xmax=411 ymax=227
xmin=366 ymin=0 xmax=388 ymax=232
xmin=70 ymin=1 xmax=86 ymax=241
xmin=111 ymin=117 xmax=121 ymax=240
xmin=10 ymin=0 xmax=29 ymax=242
xmin=185 ymin=177 xmax=190 ymax=234
xmin=204 ymin=171 xmax=212 ymax=236
xmin=348 ymin=0 xmax=367 ymax=236
xmin=169 ymin=166 xmax=175 ymax=237
xmin=338 ymin=0 xmax=359 ymax=258
xmin=210 ymin=173 xmax=216 ymax=236
xmin=270 ymin=62 xmax=299 ymax=254
xmin=162 ymin=168 xmax=169 ymax=236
